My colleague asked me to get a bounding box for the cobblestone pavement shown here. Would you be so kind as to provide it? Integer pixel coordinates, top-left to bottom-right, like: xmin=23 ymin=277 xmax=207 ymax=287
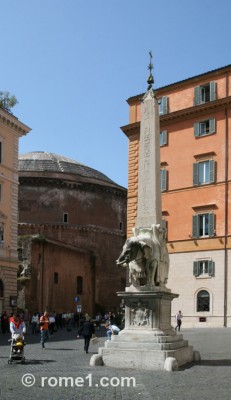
xmin=0 ymin=327 xmax=231 ymax=400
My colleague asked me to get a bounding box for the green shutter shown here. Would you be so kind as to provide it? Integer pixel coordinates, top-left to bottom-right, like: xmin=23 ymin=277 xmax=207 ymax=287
xmin=162 ymin=96 xmax=168 ymax=114
xmin=208 ymin=260 xmax=215 ymax=277
xmin=193 ymin=261 xmax=199 ymax=276
xmin=210 ymin=82 xmax=217 ymax=101
xmin=194 ymin=86 xmax=201 ymax=105
xmin=193 ymin=163 xmax=199 ymax=185
xmin=160 ymin=131 xmax=168 ymax=146
xmin=161 ymin=220 xmax=168 ymax=239
xmin=161 ymin=169 xmax=167 ymax=192
xmin=192 ymin=215 xmax=199 ymax=238
xmin=208 ymin=213 xmax=214 ymax=236
xmin=209 ymin=160 xmax=215 ymax=183
xmin=194 ymin=122 xmax=200 ymax=137
xmin=162 ymin=130 xmax=168 ymax=145
xmin=161 ymin=219 xmax=167 ymax=230
xmin=209 ymin=118 xmax=215 ymax=134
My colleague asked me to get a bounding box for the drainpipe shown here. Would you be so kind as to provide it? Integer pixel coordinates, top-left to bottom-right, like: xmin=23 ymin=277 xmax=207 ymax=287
xmin=40 ymin=240 xmax=45 ymax=313
xmin=224 ymin=104 xmax=228 ymax=327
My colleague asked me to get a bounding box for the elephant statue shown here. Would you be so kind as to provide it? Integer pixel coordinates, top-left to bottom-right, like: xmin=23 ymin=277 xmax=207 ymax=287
xmin=116 ymin=224 xmax=169 ymax=288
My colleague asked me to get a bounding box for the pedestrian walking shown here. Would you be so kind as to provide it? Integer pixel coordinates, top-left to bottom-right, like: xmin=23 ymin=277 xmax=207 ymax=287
xmin=49 ymin=314 xmax=56 ymax=336
xmin=39 ymin=311 xmax=49 ymax=349
xmin=77 ymin=318 xmax=95 ymax=353
xmin=31 ymin=312 xmax=39 ymax=334
xmin=175 ymin=310 xmax=183 ymax=331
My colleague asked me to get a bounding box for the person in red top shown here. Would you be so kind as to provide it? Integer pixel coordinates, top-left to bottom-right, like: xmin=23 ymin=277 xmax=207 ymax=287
xmin=40 ymin=311 xmax=49 ymax=349
xmin=9 ymin=313 xmax=26 ymax=337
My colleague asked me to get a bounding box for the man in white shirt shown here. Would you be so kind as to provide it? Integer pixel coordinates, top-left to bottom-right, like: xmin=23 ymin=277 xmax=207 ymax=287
xmin=175 ymin=310 xmax=183 ymax=331
xmin=105 ymin=322 xmax=120 ymax=340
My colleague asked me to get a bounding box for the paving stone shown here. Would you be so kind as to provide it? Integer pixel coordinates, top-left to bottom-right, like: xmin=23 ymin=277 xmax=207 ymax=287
xmin=0 ymin=327 xmax=231 ymax=399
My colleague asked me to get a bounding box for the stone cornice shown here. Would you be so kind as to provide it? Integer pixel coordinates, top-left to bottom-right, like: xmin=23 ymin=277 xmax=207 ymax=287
xmin=18 ymin=222 xmax=126 ymax=238
xmin=0 ymin=107 xmax=31 ymax=136
xmin=19 ymin=175 xmax=127 ymax=197
xmin=121 ymin=97 xmax=231 ymax=138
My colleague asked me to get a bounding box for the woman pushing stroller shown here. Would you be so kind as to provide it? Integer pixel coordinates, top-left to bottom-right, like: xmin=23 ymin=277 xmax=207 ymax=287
xmin=8 ymin=312 xmax=26 ymax=364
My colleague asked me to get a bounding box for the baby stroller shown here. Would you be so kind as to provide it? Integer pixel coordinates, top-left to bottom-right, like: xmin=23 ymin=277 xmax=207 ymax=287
xmin=8 ymin=333 xmax=26 ymax=364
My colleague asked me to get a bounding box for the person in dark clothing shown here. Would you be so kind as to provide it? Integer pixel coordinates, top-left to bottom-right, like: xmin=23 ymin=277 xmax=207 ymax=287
xmin=77 ymin=319 xmax=95 ymax=353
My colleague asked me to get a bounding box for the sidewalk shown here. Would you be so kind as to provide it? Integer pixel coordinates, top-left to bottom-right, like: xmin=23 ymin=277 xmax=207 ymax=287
xmin=0 ymin=327 xmax=231 ymax=400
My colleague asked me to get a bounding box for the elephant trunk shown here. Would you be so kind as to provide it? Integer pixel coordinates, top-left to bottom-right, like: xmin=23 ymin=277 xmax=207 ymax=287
xmin=116 ymin=258 xmax=127 ymax=266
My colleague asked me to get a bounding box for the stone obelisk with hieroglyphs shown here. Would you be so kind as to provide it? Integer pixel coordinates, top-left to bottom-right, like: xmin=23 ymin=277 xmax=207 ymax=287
xmin=90 ymin=52 xmax=199 ymax=371
xmin=136 ymin=54 xmax=162 ymax=228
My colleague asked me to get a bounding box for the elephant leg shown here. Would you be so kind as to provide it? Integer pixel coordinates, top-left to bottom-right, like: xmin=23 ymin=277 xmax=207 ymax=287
xmin=147 ymin=260 xmax=157 ymax=285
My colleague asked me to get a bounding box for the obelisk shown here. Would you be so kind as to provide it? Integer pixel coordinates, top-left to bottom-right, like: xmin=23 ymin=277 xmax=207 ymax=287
xmin=136 ymin=51 xmax=162 ymax=228
xmin=90 ymin=52 xmax=199 ymax=371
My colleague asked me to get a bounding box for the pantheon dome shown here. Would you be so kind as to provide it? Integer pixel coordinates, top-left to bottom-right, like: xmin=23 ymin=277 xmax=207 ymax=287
xmin=19 ymin=151 xmax=119 ymax=187
xmin=18 ymin=151 xmax=127 ymax=315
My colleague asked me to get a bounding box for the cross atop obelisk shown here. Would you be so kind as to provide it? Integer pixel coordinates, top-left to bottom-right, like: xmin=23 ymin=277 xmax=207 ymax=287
xmin=136 ymin=52 xmax=162 ymax=228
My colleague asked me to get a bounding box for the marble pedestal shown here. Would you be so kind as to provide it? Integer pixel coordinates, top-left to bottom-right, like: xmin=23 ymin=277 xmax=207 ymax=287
xmin=90 ymin=289 xmax=199 ymax=371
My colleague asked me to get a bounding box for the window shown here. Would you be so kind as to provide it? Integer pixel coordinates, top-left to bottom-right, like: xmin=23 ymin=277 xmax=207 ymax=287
xmin=0 ymin=141 xmax=2 ymax=163
xmin=160 ymin=130 xmax=168 ymax=146
xmin=0 ymin=279 xmax=3 ymax=297
xmin=119 ymin=222 xmax=123 ymax=230
xmin=192 ymin=213 xmax=214 ymax=238
xmin=0 ymin=224 xmax=4 ymax=243
xmin=54 ymin=272 xmax=59 ymax=284
xmin=0 ymin=183 xmax=2 ymax=201
xmin=194 ymin=119 xmax=215 ymax=137
xmin=193 ymin=160 xmax=215 ymax=185
xmin=63 ymin=213 xmax=69 ymax=223
xmin=193 ymin=260 xmax=215 ymax=277
xmin=161 ymin=169 xmax=167 ymax=192
xmin=158 ymin=96 xmax=168 ymax=115
xmin=194 ymin=82 xmax=217 ymax=105
xmin=197 ymin=290 xmax=210 ymax=312
xmin=77 ymin=276 xmax=83 ymax=294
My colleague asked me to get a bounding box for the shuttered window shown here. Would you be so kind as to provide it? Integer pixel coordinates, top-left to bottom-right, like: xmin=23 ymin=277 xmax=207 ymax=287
xmin=193 ymin=160 xmax=215 ymax=186
xmin=193 ymin=260 xmax=215 ymax=277
xmin=194 ymin=118 xmax=215 ymax=137
xmin=192 ymin=213 xmax=214 ymax=238
xmin=194 ymin=82 xmax=217 ymax=105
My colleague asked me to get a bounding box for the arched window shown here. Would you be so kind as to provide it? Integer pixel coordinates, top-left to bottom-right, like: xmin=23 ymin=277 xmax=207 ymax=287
xmin=0 ymin=279 xmax=4 ymax=298
xmin=197 ymin=290 xmax=210 ymax=312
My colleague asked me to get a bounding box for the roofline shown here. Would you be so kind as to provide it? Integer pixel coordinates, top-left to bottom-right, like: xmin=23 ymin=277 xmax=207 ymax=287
xmin=127 ymin=64 xmax=231 ymax=103
xmin=0 ymin=106 xmax=31 ymax=136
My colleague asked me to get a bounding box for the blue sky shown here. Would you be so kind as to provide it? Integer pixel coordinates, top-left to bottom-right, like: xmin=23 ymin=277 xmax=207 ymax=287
xmin=1 ymin=0 xmax=230 ymax=188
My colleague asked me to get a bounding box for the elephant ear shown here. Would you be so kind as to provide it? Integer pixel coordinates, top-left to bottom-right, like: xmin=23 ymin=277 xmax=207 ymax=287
xmin=139 ymin=241 xmax=152 ymax=259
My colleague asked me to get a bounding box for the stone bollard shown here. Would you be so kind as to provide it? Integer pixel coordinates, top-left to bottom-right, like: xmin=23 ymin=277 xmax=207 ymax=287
xmin=89 ymin=354 xmax=103 ymax=366
xmin=164 ymin=357 xmax=178 ymax=372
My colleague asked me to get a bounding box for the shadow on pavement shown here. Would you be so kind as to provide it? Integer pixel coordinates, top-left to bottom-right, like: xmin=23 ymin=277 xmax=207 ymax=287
xmin=197 ymin=359 xmax=231 ymax=366
xmin=24 ymin=359 xmax=57 ymax=365
xmin=0 ymin=327 xmax=107 ymax=347
xmin=47 ymin=348 xmax=77 ymax=351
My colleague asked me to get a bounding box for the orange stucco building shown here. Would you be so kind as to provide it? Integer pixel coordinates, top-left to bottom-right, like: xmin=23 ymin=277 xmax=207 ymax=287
xmin=0 ymin=107 xmax=30 ymax=314
xmin=121 ymin=64 xmax=231 ymax=327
